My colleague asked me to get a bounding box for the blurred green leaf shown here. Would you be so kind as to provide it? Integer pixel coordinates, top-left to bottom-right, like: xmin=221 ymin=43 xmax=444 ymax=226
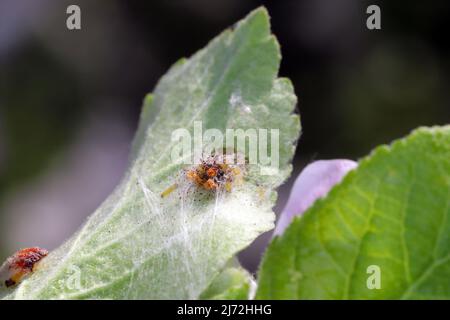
xmin=200 ymin=261 xmax=253 ymax=300
xmin=0 ymin=43 xmax=82 ymax=196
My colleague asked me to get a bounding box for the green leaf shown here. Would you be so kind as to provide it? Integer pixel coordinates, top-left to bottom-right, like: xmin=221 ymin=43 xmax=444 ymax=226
xmin=200 ymin=261 xmax=254 ymax=300
xmin=1 ymin=7 xmax=299 ymax=299
xmin=256 ymin=126 xmax=450 ymax=299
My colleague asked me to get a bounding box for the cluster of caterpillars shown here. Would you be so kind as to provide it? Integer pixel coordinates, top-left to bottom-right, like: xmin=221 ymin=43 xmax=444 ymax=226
xmin=186 ymin=154 xmax=243 ymax=192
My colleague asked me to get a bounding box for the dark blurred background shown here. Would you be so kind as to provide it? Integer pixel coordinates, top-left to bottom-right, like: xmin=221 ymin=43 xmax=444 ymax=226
xmin=0 ymin=0 xmax=449 ymax=273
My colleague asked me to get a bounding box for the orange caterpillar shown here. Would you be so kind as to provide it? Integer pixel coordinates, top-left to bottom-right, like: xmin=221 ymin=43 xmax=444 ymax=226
xmin=0 ymin=247 xmax=48 ymax=288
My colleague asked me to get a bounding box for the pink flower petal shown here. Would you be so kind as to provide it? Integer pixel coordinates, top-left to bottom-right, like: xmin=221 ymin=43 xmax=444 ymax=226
xmin=274 ymin=159 xmax=357 ymax=236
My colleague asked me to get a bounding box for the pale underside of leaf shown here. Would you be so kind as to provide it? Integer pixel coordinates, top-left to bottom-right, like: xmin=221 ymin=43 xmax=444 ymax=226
xmin=256 ymin=126 xmax=450 ymax=300
xmin=200 ymin=259 xmax=254 ymax=300
xmin=2 ymin=7 xmax=299 ymax=300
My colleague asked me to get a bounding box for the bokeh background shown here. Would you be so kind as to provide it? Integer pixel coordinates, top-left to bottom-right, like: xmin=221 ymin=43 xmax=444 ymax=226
xmin=0 ymin=0 xmax=449 ymax=273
